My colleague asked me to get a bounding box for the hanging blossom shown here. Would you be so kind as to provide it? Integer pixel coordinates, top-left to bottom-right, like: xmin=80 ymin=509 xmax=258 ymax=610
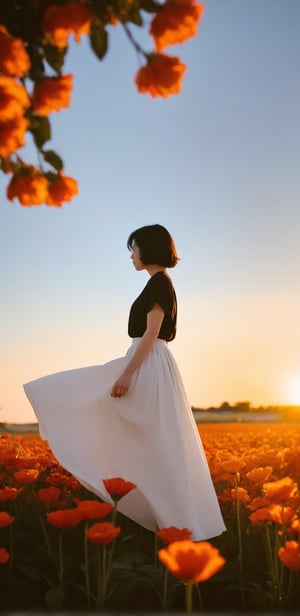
xmin=0 ymin=1 xmax=206 ymax=206
xmin=40 ymin=1 xmax=94 ymax=48
xmin=135 ymin=54 xmax=186 ymax=98
xmin=150 ymin=0 xmax=205 ymax=52
xmin=32 ymin=75 xmax=73 ymax=116
xmin=0 ymin=25 xmax=31 ymax=77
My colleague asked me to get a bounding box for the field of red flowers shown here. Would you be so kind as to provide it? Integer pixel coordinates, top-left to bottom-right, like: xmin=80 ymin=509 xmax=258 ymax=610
xmin=0 ymin=422 xmax=299 ymax=611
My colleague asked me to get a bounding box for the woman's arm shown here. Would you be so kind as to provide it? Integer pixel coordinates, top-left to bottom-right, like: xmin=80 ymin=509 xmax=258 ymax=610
xmin=111 ymin=303 xmax=164 ymax=398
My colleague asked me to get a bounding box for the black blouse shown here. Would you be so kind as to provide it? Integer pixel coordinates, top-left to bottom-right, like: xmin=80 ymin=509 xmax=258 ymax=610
xmin=128 ymin=271 xmax=177 ymax=341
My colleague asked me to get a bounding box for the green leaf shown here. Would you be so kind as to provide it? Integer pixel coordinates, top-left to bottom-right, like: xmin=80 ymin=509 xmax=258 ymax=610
xmin=141 ymin=0 xmax=161 ymax=13
xmin=42 ymin=150 xmax=64 ymax=171
xmin=29 ymin=116 xmax=51 ymax=149
xmin=44 ymin=45 xmax=67 ymax=75
xmin=90 ymin=24 xmax=108 ymax=60
xmin=129 ymin=10 xmax=143 ymax=26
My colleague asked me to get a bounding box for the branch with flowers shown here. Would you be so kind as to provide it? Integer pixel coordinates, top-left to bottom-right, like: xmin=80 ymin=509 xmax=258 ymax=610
xmin=0 ymin=0 xmax=205 ymax=207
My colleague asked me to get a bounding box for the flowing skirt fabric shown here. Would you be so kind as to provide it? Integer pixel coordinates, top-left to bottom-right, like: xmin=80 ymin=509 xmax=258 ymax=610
xmin=24 ymin=339 xmax=225 ymax=540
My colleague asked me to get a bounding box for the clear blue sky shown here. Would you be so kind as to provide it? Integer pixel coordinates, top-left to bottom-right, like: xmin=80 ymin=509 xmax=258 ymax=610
xmin=1 ymin=0 xmax=300 ymax=423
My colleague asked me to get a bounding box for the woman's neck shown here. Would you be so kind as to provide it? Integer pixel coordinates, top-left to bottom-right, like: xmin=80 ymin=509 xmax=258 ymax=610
xmin=145 ymin=265 xmax=166 ymax=277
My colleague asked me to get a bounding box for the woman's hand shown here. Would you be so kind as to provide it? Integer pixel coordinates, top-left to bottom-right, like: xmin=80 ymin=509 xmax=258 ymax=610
xmin=111 ymin=304 xmax=164 ymax=398
xmin=111 ymin=372 xmax=132 ymax=398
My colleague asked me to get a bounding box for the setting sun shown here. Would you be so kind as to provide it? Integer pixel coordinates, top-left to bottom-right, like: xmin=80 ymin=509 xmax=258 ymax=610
xmin=286 ymin=376 xmax=300 ymax=406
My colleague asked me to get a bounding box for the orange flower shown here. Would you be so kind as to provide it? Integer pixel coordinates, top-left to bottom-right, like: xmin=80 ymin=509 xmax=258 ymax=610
xmin=0 ymin=116 xmax=28 ymax=157
xmin=247 ymin=496 xmax=272 ymax=511
xmin=86 ymin=521 xmax=121 ymax=545
xmin=0 ymin=76 xmax=30 ymax=121
xmin=0 ymin=512 xmax=15 ymax=528
xmin=0 ymin=487 xmax=22 ymax=501
xmin=76 ymin=500 xmax=113 ymax=521
xmin=249 ymin=506 xmax=274 ymax=525
xmin=249 ymin=503 xmax=296 ymax=526
xmin=263 ymin=477 xmax=298 ymax=503
xmin=158 ymin=540 xmax=226 ymax=583
xmin=157 ymin=526 xmax=192 ymax=544
xmin=103 ymin=477 xmax=137 ymax=501
xmin=135 ymin=54 xmax=186 ymax=98
xmin=47 ymin=508 xmax=82 ymax=528
xmin=36 ymin=486 xmax=61 ymax=506
xmin=289 ymin=517 xmax=300 ymax=539
xmin=219 ymin=487 xmax=249 ymax=503
xmin=150 ymin=0 xmax=205 ymax=52
xmin=246 ymin=466 xmax=273 ymax=483
xmin=269 ymin=505 xmax=297 ymax=526
xmin=41 ymin=1 xmax=93 ymax=48
xmin=12 ymin=468 xmax=40 ymax=485
xmin=0 ymin=548 xmax=9 ymax=564
xmin=32 ymin=74 xmax=73 ymax=115
xmin=278 ymin=540 xmax=300 ymax=572
xmin=7 ymin=168 xmax=48 ymax=206
xmin=45 ymin=173 xmax=78 ymax=206
xmin=0 ymin=25 xmax=31 ymax=77
xmin=221 ymin=458 xmax=245 ymax=474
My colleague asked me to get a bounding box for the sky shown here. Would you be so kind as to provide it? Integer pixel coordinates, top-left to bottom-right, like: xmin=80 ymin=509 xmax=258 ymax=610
xmin=1 ymin=0 xmax=300 ymax=423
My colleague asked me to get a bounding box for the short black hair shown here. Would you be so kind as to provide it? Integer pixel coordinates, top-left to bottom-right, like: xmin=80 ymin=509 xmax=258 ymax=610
xmin=127 ymin=224 xmax=179 ymax=268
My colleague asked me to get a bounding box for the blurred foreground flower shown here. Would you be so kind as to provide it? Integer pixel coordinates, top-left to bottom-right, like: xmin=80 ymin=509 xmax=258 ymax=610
xmin=45 ymin=173 xmax=79 ymax=206
xmin=135 ymin=54 xmax=186 ymax=98
xmin=0 ymin=25 xmax=31 ymax=77
xmin=0 ymin=76 xmax=30 ymax=121
xmin=151 ymin=0 xmax=205 ymax=51
xmin=41 ymin=1 xmax=93 ymax=48
xmin=32 ymin=75 xmax=73 ymax=115
xmin=159 ymin=540 xmax=225 ymax=612
xmin=158 ymin=539 xmax=225 ymax=583
xmin=0 ymin=116 xmax=28 ymax=157
xmin=7 ymin=167 xmax=48 ymax=206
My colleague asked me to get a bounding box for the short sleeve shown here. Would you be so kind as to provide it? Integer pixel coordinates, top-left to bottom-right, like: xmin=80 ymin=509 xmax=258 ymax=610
xmin=147 ymin=274 xmax=170 ymax=314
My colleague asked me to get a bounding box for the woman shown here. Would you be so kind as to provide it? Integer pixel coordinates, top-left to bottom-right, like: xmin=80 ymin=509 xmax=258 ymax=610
xmin=24 ymin=224 xmax=225 ymax=540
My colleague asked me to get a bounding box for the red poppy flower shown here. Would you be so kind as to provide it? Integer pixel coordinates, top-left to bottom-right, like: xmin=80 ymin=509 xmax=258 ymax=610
xmin=76 ymin=500 xmax=113 ymax=521
xmin=157 ymin=526 xmax=192 ymax=544
xmin=103 ymin=477 xmax=136 ymax=501
xmin=0 ymin=486 xmax=22 ymax=501
xmin=278 ymin=540 xmax=300 ymax=572
xmin=47 ymin=508 xmax=81 ymax=528
xmin=36 ymin=486 xmax=61 ymax=506
xmin=0 ymin=512 xmax=15 ymax=528
xmin=0 ymin=548 xmax=9 ymax=564
xmin=86 ymin=522 xmax=121 ymax=545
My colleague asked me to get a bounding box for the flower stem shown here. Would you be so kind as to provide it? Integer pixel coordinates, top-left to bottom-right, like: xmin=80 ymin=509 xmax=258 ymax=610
xmin=235 ymin=476 xmax=245 ymax=607
xmin=58 ymin=529 xmax=64 ymax=587
xmin=162 ymin=568 xmax=169 ymax=609
xmin=84 ymin=522 xmax=91 ymax=606
xmin=185 ymin=582 xmax=194 ymax=613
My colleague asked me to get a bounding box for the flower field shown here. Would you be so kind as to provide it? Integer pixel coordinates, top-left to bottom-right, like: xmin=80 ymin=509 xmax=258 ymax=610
xmin=0 ymin=422 xmax=299 ymax=611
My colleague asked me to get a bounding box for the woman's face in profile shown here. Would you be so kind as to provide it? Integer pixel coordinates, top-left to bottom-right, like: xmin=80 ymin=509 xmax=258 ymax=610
xmin=130 ymin=242 xmax=144 ymax=271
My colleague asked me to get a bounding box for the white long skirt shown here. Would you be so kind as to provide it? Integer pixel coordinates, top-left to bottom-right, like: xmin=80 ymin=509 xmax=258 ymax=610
xmin=24 ymin=339 xmax=225 ymax=540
